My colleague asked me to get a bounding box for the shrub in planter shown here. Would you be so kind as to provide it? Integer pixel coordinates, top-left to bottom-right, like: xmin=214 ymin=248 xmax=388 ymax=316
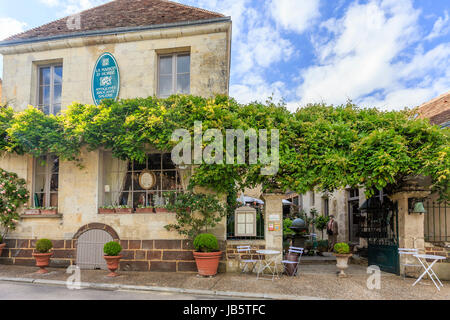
xmin=41 ymin=207 xmax=57 ymax=215
xmin=0 ymin=234 xmax=5 ymax=256
xmin=103 ymin=241 xmax=122 ymax=277
xmin=115 ymin=205 xmax=133 ymax=214
xmin=135 ymin=205 xmax=155 ymax=213
xmin=333 ymin=242 xmax=352 ymax=278
xmin=317 ymin=240 xmax=328 ymax=254
xmin=98 ymin=206 xmax=115 ymax=214
xmin=33 ymin=239 xmax=53 ymax=274
xmin=192 ymin=233 xmax=222 ymax=276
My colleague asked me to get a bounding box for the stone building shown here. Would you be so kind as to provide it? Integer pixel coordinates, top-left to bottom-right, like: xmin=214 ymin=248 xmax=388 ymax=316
xmin=0 ymin=0 xmax=233 ymax=272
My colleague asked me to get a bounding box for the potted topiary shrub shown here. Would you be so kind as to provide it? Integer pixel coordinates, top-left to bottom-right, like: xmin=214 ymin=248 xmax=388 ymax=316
xmin=193 ymin=233 xmax=222 ymax=276
xmin=333 ymin=242 xmax=352 ymax=277
xmin=33 ymin=239 xmax=53 ymax=274
xmin=103 ymin=241 xmax=123 ymax=277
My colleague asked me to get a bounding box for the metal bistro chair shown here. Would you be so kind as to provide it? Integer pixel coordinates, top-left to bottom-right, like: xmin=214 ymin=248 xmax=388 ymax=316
xmin=236 ymin=245 xmax=258 ymax=273
xmin=398 ymin=248 xmax=421 ymax=280
xmin=282 ymin=246 xmax=304 ymax=277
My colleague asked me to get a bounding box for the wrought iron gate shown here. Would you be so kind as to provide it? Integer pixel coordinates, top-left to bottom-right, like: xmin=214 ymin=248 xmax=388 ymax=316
xmin=76 ymin=229 xmax=113 ymax=270
xmin=359 ymin=197 xmax=399 ymax=275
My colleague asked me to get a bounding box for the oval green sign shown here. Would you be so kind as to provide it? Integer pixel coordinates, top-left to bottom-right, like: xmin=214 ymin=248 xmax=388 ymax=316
xmin=91 ymin=52 xmax=120 ymax=106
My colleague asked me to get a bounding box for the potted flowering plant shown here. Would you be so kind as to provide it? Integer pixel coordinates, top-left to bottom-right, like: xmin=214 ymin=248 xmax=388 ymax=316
xmin=24 ymin=207 xmax=41 ymax=215
xmin=41 ymin=207 xmax=57 ymax=215
xmin=33 ymin=239 xmax=53 ymax=274
xmin=0 ymin=168 xmax=29 ymax=253
xmin=135 ymin=205 xmax=155 ymax=214
xmin=103 ymin=241 xmax=123 ymax=277
xmin=98 ymin=206 xmax=116 ymax=214
xmin=115 ymin=205 xmax=133 ymax=214
xmin=333 ymin=242 xmax=352 ymax=277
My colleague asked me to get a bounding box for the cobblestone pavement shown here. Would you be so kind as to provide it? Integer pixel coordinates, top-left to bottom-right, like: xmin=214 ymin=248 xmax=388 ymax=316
xmin=0 ymin=264 xmax=449 ymax=300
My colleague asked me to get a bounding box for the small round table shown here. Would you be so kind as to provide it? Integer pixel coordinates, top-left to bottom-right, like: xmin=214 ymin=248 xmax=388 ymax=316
xmin=413 ymin=254 xmax=446 ymax=291
xmin=255 ymin=250 xmax=281 ymax=281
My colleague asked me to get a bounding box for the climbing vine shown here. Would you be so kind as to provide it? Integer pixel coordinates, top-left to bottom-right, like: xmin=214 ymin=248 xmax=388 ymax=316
xmin=0 ymin=95 xmax=448 ymax=200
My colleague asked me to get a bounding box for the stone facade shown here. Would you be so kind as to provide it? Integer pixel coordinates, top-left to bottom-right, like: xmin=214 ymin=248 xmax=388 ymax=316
xmin=0 ymin=18 xmax=232 ymax=272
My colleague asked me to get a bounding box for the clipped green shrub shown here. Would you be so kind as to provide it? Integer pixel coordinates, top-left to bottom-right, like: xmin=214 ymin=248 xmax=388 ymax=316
xmin=0 ymin=234 xmax=3 ymax=243
xmin=193 ymin=233 xmax=219 ymax=253
xmin=35 ymin=239 xmax=53 ymax=253
xmin=103 ymin=241 xmax=122 ymax=256
xmin=334 ymin=242 xmax=350 ymax=254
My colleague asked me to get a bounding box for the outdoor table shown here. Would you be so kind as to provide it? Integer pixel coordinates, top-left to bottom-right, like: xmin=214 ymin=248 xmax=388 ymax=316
xmin=256 ymin=250 xmax=281 ymax=281
xmin=412 ymin=254 xmax=446 ymax=291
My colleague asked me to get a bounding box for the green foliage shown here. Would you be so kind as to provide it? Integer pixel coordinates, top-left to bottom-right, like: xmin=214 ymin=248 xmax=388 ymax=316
xmin=164 ymin=191 xmax=226 ymax=239
xmin=283 ymin=218 xmax=295 ymax=236
xmin=0 ymin=234 xmax=3 ymax=244
xmin=193 ymin=233 xmax=219 ymax=252
xmin=317 ymin=239 xmax=328 ymax=249
xmin=0 ymin=96 xmax=448 ymax=200
xmin=35 ymin=239 xmax=53 ymax=253
xmin=334 ymin=242 xmax=350 ymax=254
xmin=315 ymin=215 xmax=330 ymax=238
xmin=0 ymin=168 xmax=30 ymax=239
xmin=103 ymin=241 xmax=122 ymax=256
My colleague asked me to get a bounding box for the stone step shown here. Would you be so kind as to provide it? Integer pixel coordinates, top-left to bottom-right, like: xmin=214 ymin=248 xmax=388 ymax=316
xmin=299 ymin=256 xmax=336 ymax=265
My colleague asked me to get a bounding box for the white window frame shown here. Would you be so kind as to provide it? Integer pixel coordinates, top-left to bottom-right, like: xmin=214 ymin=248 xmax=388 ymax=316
xmin=37 ymin=64 xmax=63 ymax=115
xmin=157 ymin=53 xmax=190 ymax=98
xmin=33 ymin=155 xmax=59 ymax=208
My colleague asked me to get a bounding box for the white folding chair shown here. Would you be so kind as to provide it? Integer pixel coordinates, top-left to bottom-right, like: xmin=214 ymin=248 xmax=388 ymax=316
xmin=282 ymin=246 xmax=304 ymax=277
xmin=398 ymin=248 xmax=421 ymax=279
xmin=236 ymin=245 xmax=258 ymax=273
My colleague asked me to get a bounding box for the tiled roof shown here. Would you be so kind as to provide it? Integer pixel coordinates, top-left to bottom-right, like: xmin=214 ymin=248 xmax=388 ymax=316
xmin=5 ymin=0 xmax=225 ymax=42
xmin=417 ymin=91 xmax=450 ymax=125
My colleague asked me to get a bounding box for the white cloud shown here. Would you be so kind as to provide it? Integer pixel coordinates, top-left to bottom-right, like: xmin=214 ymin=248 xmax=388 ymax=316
xmin=270 ymin=0 xmax=321 ymax=33
xmin=292 ymin=0 xmax=450 ymax=110
xmin=0 ymin=17 xmax=27 ymax=40
xmin=230 ymin=74 xmax=289 ymax=104
xmin=40 ymin=0 xmax=60 ymax=7
xmin=425 ymin=11 xmax=450 ymax=41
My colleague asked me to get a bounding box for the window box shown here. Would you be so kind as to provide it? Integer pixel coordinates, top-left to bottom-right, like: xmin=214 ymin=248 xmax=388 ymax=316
xmin=41 ymin=208 xmax=58 ymax=215
xmin=115 ymin=207 xmax=133 ymax=214
xmin=98 ymin=208 xmax=115 ymax=214
xmin=24 ymin=208 xmax=41 ymax=215
xmin=135 ymin=207 xmax=155 ymax=214
xmin=155 ymin=207 xmax=169 ymax=213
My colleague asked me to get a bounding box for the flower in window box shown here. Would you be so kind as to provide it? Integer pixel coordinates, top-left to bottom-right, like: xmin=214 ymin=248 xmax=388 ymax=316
xmin=41 ymin=207 xmax=58 ymax=215
xmin=155 ymin=206 xmax=169 ymax=213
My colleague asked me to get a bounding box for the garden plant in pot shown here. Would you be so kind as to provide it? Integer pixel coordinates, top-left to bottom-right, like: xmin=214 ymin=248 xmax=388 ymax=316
xmin=164 ymin=191 xmax=226 ymax=276
xmin=333 ymin=242 xmax=352 ymax=277
xmin=103 ymin=241 xmax=123 ymax=277
xmin=33 ymin=239 xmax=53 ymax=274
xmin=193 ymin=233 xmax=222 ymax=276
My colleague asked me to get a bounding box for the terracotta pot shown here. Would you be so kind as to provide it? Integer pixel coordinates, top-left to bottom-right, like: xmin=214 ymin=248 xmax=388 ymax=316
xmin=24 ymin=209 xmax=41 ymax=215
xmin=33 ymin=252 xmax=53 ymax=274
xmin=155 ymin=208 xmax=169 ymax=213
xmin=98 ymin=208 xmax=115 ymax=214
xmin=0 ymin=243 xmax=6 ymax=257
xmin=333 ymin=253 xmax=352 ymax=278
xmin=41 ymin=209 xmax=57 ymax=215
xmin=104 ymin=255 xmax=122 ymax=277
xmin=135 ymin=207 xmax=155 ymax=214
xmin=193 ymin=251 xmax=222 ymax=276
xmin=115 ymin=208 xmax=133 ymax=214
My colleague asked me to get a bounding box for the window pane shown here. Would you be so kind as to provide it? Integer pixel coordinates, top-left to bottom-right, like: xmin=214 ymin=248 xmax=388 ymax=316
xmin=159 ymin=56 xmax=172 ymax=75
xmin=54 ymin=84 xmax=62 ymax=105
xmin=34 ymin=174 xmax=46 ymax=194
xmin=159 ymin=75 xmax=172 ymax=97
xmin=50 ymin=193 xmax=58 ymax=207
xmin=148 ymin=154 xmax=161 ymax=170
xmin=162 ymin=153 xmax=176 ymax=169
xmin=134 ymin=192 xmax=147 ymax=207
xmin=42 ymin=105 xmax=50 ymax=115
xmin=53 ymin=104 xmax=61 ymax=115
xmin=162 ymin=171 xmax=177 ymax=190
xmin=50 ymin=174 xmax=58 ymax=191
xmin=39 ymin=86 xmax=50 ymax=106
xmin=177 ymin=55 xmax=190 ymax=74
xmin=134 ymin=160 xmax=146 ymax=171
xmin=35 ymin=156 xmax=47 ymax=174
xmin=40 ymin=67 xmax=51 ymax=86
xmin=54 ymin=66 xmax=63 ymax=84
xmin=176 ymin=74 xmax=190 ymax=94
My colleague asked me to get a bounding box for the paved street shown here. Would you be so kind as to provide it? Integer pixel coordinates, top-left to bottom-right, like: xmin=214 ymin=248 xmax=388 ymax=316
xmin=0 ymin=281 xmax=242 ymax=300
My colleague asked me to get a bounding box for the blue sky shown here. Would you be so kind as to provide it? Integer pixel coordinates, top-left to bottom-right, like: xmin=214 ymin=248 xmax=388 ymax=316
xmin=0 ymin=0 xmax=449 ymax=111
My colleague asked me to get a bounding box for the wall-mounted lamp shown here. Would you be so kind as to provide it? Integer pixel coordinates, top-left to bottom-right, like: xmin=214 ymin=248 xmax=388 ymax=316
xmin=408 ymin=198 xmax=426 ymax=214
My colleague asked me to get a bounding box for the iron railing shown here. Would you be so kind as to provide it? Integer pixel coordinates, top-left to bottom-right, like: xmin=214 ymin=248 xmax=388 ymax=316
xmin=424 ymin=200 xmax=449 ymax=243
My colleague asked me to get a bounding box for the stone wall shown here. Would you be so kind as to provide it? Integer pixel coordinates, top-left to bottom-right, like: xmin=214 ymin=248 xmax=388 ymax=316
xmin=424 ymin=242 xmax=450 ymax=280
xmin=225 ymin=240 xmax=265 ymax=272
xmin=0 ymin=237 xmax=227 ymax=273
